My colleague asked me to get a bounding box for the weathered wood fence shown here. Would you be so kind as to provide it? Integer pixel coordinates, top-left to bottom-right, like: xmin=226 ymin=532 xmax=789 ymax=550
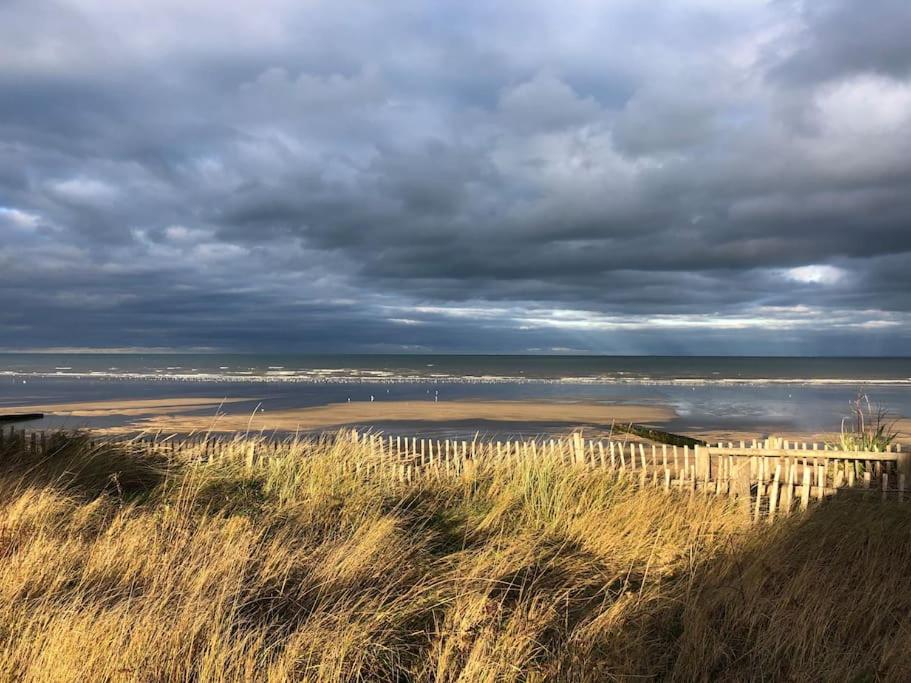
xmin=3 ymin=425 xmax=908 ymax=521
xmin=342 ymin=432 xmax=910 ymax=519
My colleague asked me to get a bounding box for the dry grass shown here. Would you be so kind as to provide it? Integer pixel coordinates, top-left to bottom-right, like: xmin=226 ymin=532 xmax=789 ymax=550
xmin=1 ymin=432 xmax=910 ymax=681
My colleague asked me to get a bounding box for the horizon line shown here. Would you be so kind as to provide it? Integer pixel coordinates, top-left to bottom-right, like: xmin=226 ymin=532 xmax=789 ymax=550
xmin=1 ymin=350 xmax=910 ymax=359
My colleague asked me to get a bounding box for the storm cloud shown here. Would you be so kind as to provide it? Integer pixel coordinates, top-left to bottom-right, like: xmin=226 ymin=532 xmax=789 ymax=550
xmin=1 ymin=0 xmax=910 ymax=354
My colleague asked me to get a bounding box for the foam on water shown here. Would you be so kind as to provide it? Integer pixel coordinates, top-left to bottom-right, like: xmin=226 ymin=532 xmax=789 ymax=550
xmin=1 ymin=368 xmax=909 ymax=386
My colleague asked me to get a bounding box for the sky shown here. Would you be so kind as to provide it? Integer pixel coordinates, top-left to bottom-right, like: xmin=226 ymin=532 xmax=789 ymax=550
xmin=1 ymin=0 xmax=910 ymax=355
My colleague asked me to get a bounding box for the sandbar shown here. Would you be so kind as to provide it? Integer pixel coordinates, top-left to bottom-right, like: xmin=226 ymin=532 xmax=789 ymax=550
xmin=96 ymin=399 xmax=675 ymax=434
xmin=1 ymin=397 xmax=250 ymax=418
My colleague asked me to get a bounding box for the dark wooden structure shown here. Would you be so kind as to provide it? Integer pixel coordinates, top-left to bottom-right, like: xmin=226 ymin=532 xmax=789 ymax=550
xmin=0 ymin=413 xmax=44 ymax=424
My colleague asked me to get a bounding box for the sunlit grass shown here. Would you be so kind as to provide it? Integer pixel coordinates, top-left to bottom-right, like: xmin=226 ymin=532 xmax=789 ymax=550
xmin=0 ymin=431 xmax=909 ymax=681
xmin=835 ymin=391 xmax=898 ymax=452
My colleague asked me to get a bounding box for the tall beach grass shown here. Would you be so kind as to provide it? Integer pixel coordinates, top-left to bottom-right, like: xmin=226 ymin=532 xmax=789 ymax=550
xmin=0 ymin=431 xmax=909 ymax=681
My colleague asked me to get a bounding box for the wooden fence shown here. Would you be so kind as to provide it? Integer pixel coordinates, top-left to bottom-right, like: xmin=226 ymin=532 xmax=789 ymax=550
xmin=2 ymin=425 xmax=908 ymax=521
xmin=344 ymin=432 xmax=910 ymax=519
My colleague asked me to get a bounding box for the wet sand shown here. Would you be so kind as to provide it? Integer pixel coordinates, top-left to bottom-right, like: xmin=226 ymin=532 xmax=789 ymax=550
xmin=57 ymin=399 xmax=677 ymax=435
xmin=1 ymin=397 xmax=250 ymax=418
xmin=5 ymin=396 xmax=908 ymax=444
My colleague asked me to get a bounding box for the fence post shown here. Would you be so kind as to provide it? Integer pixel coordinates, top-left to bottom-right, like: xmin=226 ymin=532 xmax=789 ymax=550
xmin=783 ymin=463 xmax=795 ymax=514
xmin=753 ymin=474 xmax=763 ymax=523
xmin=800 ymin=467 xmax=812 ymax=511
xmin=695 ymin=445 xmax=710 ymax=481
xmin=734 ymin=456 xmax=751 ymax=517
xmin=768 ymin=464 xmax=781 ymax=523
xmin=897 ymin=450 xmax=911 ymax=494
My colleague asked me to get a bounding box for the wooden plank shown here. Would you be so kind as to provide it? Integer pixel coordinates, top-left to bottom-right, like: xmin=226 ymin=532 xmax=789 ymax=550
xmin=800 ymin=467 xmax=812 ymax=511
xmin=897 ymin=450 xmax=911 ymax=491
xmin=768 ymin=464 xmax=781 ymax=522
xmin=695 ymin=444 xmax=710 ymax=480
xmin=734 ymin=457 xmax=751 ymax=516
xmin=817 ymin=462 xmax=825 ymax=502
xmin=753 ymin=468 xmax=764 ymax=523
xmin=782 ymin=463 xmax=794 ymax=515
xmin=612 ymin=423 xmax=704 ymax=447
xmin=704 ymin=446 xmax=899 ymax=461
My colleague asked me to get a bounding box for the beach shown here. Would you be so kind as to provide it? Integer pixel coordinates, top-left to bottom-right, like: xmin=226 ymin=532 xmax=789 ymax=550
xmin=4 ymin=394 xmax=909 ymax=446
xmin=3 ymin=354 xmax=910 ymax=442
xmin=3 ymin=397 xmax=672 ymax=435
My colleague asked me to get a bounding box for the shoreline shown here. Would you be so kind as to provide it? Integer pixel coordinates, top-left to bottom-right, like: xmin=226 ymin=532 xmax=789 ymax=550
xmin=5 ymin=396 xmax=908 ymax=443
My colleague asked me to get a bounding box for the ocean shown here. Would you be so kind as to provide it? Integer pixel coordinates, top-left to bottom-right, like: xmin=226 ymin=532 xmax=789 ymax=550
xmin=2 ymin=354 xmax=910 ymax=435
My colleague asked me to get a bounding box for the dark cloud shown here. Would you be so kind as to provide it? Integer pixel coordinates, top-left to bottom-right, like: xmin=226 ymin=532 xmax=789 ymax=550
xmin=772 ymin=0 xmax=911 ymax=84
xmin=1 ymin=0 xmax=910 ymax=354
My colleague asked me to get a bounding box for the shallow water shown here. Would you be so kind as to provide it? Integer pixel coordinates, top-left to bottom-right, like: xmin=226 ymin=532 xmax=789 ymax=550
xmin=2 ymin=354 xmax=910 ymax=437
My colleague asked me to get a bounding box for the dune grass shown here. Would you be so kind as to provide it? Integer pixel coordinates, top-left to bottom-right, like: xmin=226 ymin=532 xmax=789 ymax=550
xmin=835 ymin=391 xmax=899 ymax=453
xmin=1 ymin=432 xmax=910 ymax=681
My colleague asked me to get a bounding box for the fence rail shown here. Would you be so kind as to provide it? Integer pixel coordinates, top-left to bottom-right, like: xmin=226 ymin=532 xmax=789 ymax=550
xmin=2 ymin=425 xmax=908 ymax=521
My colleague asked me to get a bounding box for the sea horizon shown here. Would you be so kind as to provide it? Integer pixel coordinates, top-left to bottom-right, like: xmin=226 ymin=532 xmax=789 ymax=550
xmin=2 ymin=353 xmax=911 ymax=384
